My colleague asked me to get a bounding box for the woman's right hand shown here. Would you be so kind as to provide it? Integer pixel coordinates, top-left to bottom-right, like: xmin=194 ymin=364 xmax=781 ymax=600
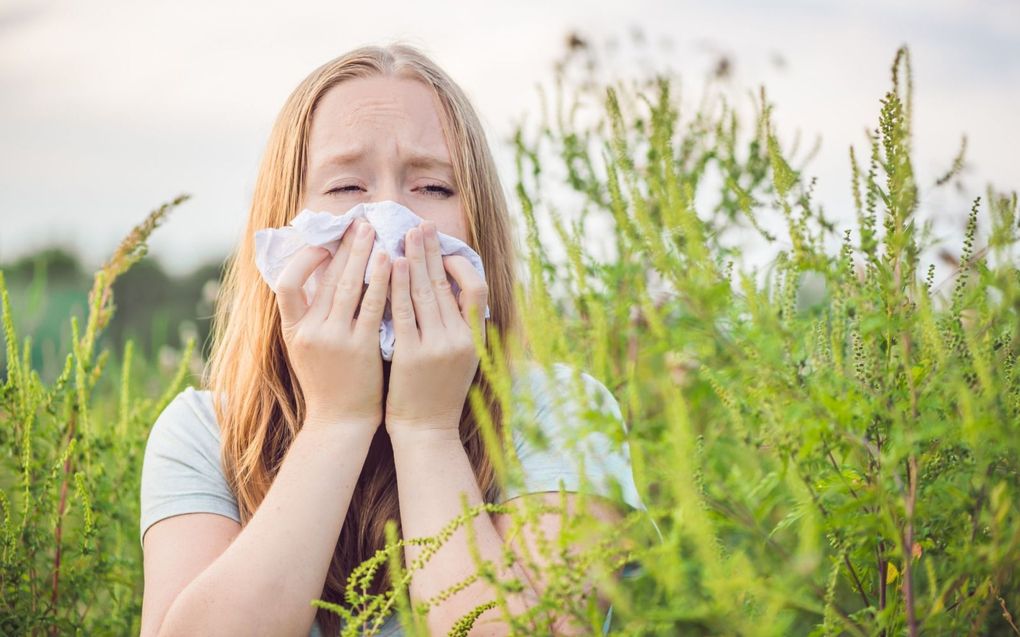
xmin=273 ymin=218 xmax=392 ymax=431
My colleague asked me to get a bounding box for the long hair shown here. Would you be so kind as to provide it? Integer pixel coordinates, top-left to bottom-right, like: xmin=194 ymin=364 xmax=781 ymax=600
xmin=203 ymin=43 xmax=521 ymax=635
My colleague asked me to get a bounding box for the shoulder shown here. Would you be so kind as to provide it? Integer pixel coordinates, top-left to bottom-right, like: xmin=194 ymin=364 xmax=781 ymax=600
xmin=143 ymin=386 xmax=225 ymax=467
xmin=140 ymin=387 xmax=239 ymax=546
xmin=504 ymin=361 xmax=644 ymax=511
xmin=512 ymin=361 xmax=626 ymax=421
xmin=508 ymin=361 xmax=630 ymax=452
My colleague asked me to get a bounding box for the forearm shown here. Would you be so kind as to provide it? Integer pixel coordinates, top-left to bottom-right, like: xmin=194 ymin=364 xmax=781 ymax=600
xmin=158 ymin=423 xmax=377 ymax=637
xmin=390 ymin=428 xmax=537 ymax=635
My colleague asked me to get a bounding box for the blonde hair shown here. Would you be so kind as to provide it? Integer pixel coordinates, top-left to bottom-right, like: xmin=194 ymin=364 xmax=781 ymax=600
xmin=204 ymin=43 xmax=521 ymax=634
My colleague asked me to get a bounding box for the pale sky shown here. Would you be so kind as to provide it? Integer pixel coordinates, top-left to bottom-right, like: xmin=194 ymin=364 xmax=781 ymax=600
xmin=1 ymin=0 xmax=1018 ymax=276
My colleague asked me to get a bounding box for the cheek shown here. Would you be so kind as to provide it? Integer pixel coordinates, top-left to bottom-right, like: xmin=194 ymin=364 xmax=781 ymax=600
xmin=432 ymin=204 xmax=470 ymax=244
xmin=453 ymin=214 xmax=470 ymax=245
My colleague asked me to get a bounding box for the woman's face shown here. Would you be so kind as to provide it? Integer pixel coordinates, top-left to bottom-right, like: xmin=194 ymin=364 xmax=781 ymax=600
xmin=302 ymin=75 xmax=467 ymax=243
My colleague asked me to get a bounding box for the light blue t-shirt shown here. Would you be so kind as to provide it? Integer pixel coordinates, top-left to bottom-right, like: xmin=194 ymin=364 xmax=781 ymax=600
xmin=139 ymin=361 xmax=646 ymax=636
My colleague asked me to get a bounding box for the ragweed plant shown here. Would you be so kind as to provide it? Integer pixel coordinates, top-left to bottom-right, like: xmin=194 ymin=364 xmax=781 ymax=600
xmin=1 ymin=195 xmax=195 ymax=636
xmin=492 ymin=45 xmax=1016 ymax=636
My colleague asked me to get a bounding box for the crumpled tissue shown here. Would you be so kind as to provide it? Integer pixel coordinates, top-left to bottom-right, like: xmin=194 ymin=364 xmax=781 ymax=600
xmin=253 ymin=199 xmax=489 ymax=361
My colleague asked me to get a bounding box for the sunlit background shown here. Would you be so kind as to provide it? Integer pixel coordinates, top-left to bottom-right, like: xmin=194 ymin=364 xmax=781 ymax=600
xmin=5 ymin=5 xmax=1020 ymax=634
xmin=1 ymin=0 xmax=1018 ymax=370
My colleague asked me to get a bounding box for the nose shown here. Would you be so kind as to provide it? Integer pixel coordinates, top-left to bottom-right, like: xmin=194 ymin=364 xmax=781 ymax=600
xmin=370 ymin=181 xmax=409 ymax=211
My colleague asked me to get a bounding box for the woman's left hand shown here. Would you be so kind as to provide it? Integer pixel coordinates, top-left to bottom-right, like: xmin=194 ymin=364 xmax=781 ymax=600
xmin=384 ymin=220 xmax=488 ymax=436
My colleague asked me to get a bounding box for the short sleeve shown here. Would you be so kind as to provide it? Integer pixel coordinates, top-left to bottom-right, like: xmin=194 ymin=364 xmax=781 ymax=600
xmin=139 ymin=387 xmax=241 ymax=547
xmin=500 ymin=362 xmax=645 ymax=512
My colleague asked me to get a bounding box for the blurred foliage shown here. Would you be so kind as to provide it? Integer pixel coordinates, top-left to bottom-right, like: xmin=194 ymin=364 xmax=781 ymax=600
xmin=1 ymin=196 xmax=197 ymax=635
xmin=0 ymin=248 xmax=220 ymax=383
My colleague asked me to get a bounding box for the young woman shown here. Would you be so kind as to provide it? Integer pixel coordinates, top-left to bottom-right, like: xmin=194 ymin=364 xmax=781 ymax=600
xmin=139 ymin=43 xmax=644 ymax=637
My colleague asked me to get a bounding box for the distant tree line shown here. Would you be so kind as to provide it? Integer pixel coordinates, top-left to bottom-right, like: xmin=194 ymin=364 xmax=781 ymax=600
xmin=0 ymin=246 xmax=223 ymax=378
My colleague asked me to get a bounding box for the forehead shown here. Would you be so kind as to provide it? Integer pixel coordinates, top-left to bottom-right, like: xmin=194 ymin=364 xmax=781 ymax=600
xmin=307 ymin=75 xmax=451 ymax=161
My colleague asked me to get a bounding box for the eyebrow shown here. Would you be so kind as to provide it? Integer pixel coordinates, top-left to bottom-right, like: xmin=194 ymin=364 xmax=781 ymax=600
xmin=321 ymin=145 xmax=454 ymax=174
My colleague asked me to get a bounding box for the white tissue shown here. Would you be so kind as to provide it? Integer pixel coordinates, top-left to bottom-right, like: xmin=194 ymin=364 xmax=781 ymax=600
xmin=253 ymin=200 xmax=490 ymax=361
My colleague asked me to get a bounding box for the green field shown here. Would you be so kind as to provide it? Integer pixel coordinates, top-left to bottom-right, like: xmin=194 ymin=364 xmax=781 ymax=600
xmin=2 ymin=46 xmax=1018 ymax=636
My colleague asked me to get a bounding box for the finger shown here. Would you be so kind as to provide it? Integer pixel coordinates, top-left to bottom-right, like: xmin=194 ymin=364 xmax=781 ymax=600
xmin=329 ymin=221 xmax=376 ymax=323
xmin=390 ymin=256 xmax=418 ymax=346
xmin=443 ymin=255 xmax=488 ymax=333
xmin=353 ymin=250 xmax=391 ymax=340
xmin=421 ymin=220 xmax=460 ymax=327
xmin=275 ymin=245 xmax=331 ymax=328
xmin=404 ymin=226 xmax=444 ymax=331
xmin=305 ymin=217 xmax=365 ymax=323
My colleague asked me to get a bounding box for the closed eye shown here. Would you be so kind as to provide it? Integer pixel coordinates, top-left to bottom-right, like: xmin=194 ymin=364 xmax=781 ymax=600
xmin=326 ymin=185 xmax=363 ymax=195
xmin=419 ymin=184 xmax=454 ymax=198
xmin=324 ymin=184 xmax=455 ymax=198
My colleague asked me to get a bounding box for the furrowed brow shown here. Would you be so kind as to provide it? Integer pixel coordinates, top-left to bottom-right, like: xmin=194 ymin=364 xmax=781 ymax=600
xmin=405 ymin=151 xmax=454 ymax=174
xmin=322 ymin=146 xmax=368 ymax=167
xmin=317 ymin=145 xmax=453 ymax=174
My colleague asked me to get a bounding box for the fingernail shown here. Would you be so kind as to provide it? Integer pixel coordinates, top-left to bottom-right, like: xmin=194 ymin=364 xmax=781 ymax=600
xmin=359 ymin=223 xmax=371 ymax=237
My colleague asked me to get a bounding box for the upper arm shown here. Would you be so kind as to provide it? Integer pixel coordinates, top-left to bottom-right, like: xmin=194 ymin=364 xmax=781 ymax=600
xmin=502 ymin=363 xmax=645 ymax=512
xmin=140 ymin=513 xmax=241 ymax=637
xmin=138 ymin=389 xmax=244 ymax=637
xmin=490 ymin=363 xmax=646 ymax=634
